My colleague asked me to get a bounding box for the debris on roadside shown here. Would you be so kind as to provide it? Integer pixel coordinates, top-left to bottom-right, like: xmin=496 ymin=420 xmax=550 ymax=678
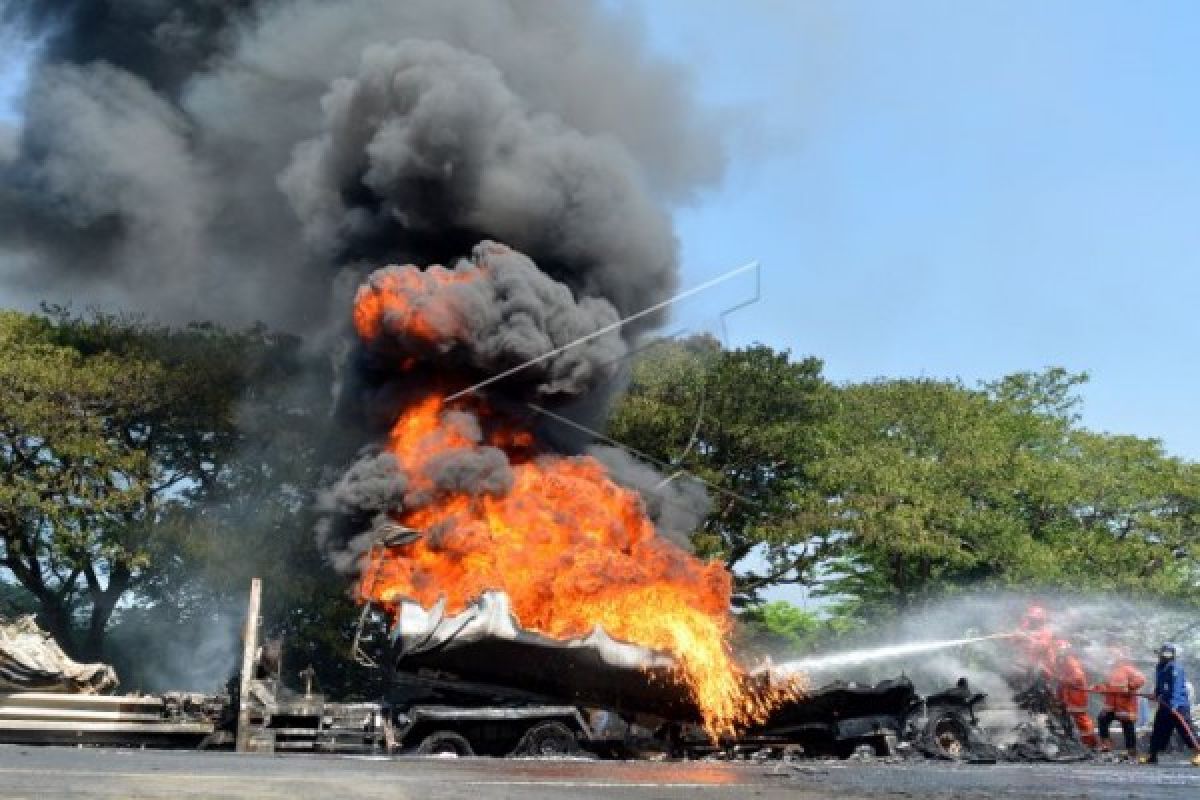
xmin=0 ymin=616 xmax=118 ymax=694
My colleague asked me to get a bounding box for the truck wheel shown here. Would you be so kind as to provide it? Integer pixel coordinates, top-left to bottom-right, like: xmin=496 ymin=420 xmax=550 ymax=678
xmin=415 ymin=730 xmax=475 ymax=757
xmin=926 ymin=710 xmax=971 ymax=759
xmin=515 ymin=721 xmax=579 ymax=757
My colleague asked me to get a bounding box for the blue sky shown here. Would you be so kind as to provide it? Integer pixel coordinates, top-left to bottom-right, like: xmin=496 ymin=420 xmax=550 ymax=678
xmin=622 ymin=0 xmax=1200 ymax=461
xmin=0 ymin=21 xmax=33 ymax=120
xmin=2 ymin=1 xmax=1198 ymax=459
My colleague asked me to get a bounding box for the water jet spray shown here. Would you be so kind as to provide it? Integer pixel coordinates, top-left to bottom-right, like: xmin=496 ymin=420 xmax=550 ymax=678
xmin=770 ymin=632 xmax=1021 ymax=676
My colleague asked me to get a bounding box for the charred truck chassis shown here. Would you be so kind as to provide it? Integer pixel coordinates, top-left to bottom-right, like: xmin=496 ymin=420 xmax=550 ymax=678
xmin=379 ymin=668 xmax=992 ymax=761
xmin=364 ymin=596 xmax=997 ymax=760
xmin=680 ymin=679 xmax=990 ymax=761
xmin=383 ymin=671 xmax=594 ymax=757
xmin=724 ymin=680 xmax=921 ymax=759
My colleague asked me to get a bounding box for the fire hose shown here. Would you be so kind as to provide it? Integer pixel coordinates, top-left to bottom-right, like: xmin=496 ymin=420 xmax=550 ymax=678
xmin=1076 ymin=687 xmax=1200 ymax=750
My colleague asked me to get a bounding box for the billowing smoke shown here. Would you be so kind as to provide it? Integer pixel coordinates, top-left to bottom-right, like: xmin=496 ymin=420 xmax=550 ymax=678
xmin=352 ymin=242 xmax=627 ymax=398
xmin=314 ymin=451 xmax=408 ymax=575
xmin=280 ymin=41 xmax=677 ymax=323
xmin=319 ymin=238 xmax=708 ymax=570
xmin=3 ymin=2 xmax=728 ymax=616
xmin=1 ymin=0 xmax=723 ymax=331
xmin=2 ymin=0 xmax=726 ymax=577
xmin=0 ymin=124 xmax=15 ymax=162
xmin=2 ymin=1 xmax=260 ymax=96
xmin=588 ymin=445 xmax=712 ymax=551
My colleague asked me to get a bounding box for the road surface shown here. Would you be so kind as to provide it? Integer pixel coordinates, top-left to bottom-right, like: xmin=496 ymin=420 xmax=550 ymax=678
xmin=0 ymin=746 xmax=1197 ymax=798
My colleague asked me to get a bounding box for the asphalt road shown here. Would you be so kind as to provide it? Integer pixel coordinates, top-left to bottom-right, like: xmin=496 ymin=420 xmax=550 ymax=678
xmin=0 ymin=747 xmax=1197 ymax=799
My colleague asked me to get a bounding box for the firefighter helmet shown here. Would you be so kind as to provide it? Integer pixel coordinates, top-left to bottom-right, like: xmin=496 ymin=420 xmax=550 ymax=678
xmin=1022 ymin=605 xmax=1048 ymax=628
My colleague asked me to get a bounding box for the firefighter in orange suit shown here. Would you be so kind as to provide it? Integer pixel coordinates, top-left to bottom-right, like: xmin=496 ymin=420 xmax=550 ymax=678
xmin=1096 ymin=645 xmax=1146 ymax=759
xmin=1017 ymin=606 xmax=1057 ymax=683
xmin=1056 ymin=640 xmax=1098 ymax=747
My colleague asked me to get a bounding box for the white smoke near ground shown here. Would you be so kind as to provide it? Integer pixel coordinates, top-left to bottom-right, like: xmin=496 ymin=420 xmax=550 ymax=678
xmin=105 ymin=604 xmax=242 ymax=694
xmin=769 ymin=592 xmax=1200 ymax=702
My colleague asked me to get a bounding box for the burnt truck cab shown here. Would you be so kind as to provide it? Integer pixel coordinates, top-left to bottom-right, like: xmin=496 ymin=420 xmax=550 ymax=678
xmin=695 ymin=678 xmax=920 ymax=759
xmin=767 ymin=678 xmax=920 ymax=757
xmin=679 ymin=678 xmax=990 ymax=761
xmin=913 ymin=680 xmax=993 ymax=760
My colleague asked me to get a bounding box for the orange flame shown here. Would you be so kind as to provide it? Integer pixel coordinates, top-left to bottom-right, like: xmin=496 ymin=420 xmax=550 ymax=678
xmin=352 ymin=264 xmax=789 ymax=736
xmin=353 ymin=263 xmax=482 ymax=346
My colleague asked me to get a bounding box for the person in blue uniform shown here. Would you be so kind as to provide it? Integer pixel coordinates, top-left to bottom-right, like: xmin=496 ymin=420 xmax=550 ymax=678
xmin=1143 ymin=643 xmax=1200 ymax=765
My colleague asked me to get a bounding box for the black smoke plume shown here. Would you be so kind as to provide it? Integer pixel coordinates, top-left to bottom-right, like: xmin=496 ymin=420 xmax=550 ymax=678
xmin=354 ymin=242 xmax=626 ymax=398
xmin=2 ymin=1 xmax=725 ymax=579
xmin=1 ymin=0 xmax=723 ymax=331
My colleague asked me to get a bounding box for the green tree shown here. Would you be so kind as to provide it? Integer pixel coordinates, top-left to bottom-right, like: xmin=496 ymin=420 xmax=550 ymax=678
xmin=814 ymin=370 xmax=1200 ymax=613
xmin=735 ymin=600 xmax=864 ymax=658
xmin=607 ymin=336 xmax=838 ymax=604
xmin=0 ymin=309 xmax=330 ymax=660
xmin=611 ymin=339 xmax=1200 ymax=617
xmin=0 ymin=581 xmax=38 ymax=617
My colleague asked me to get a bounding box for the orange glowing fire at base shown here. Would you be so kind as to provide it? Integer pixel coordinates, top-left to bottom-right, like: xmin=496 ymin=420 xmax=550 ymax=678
xmin=352 ymin=260 xmax=794 ymax=737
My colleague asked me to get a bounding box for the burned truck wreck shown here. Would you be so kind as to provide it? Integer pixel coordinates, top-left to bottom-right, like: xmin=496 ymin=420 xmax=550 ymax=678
xmin=730 ymin=679 xmax=982 ymax=760
xmin=388 ymin=592 xmax=697 ymax=720
xmin=364 ymin=591 xmax=996 ymax=760
xmin=369 ymin=591 xmax=699 ymax=756
xmin=0 ymin=595 xmax=1087 ymax=763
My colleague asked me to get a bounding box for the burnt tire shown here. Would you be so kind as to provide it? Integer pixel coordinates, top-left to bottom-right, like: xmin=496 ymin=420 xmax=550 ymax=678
xmin=415 ymin=730 xmax=475 ymax=757
xmin=925 ymin=710 xmax=972 ymax=760
xmin=514 ymin=721 xmax=579 ymax=757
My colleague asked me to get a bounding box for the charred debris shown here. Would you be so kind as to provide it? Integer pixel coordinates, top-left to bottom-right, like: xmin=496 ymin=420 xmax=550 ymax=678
xmin=1 ymin=586 xmax=1093 ymax=763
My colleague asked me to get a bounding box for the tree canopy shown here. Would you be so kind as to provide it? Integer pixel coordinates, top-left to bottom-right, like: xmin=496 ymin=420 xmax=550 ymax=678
xmin=814 ymin=370 xmax=1200 ymax=614
xmin=606 ymin=335 xmax=838 ymax=604
xmin=0 ymin=309 xmax=341 ymax=667
xmin=607 ymin=338 xmax=1200 ymax=623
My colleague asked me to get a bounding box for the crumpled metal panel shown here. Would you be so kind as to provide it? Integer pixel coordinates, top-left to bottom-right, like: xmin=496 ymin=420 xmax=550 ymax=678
xmin=0 ymin=616 xmax=118 ymax=694
xmin=390 ymin=591 xmax=701 ymax=720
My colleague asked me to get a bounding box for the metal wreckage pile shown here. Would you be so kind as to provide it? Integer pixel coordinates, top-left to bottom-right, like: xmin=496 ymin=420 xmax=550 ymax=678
xmin=0 ymin=595 xmax=1112 ymax=762
xmin=341 ymin=592 xmax=1104 ymax=762
xmin=0 ymin=616 xmax=216 ymax=746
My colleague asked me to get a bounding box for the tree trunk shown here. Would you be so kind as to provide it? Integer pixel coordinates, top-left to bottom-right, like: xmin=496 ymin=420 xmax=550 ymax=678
xmin=80 ymin=567 xmax=131 ymax=662
xmin=1 ymin=540 xmax=81 ymax=656
xmin=35 ymin=597 xmax=80 ymax=658
xmin=892 ymin=553 xmax=910 ymax=609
